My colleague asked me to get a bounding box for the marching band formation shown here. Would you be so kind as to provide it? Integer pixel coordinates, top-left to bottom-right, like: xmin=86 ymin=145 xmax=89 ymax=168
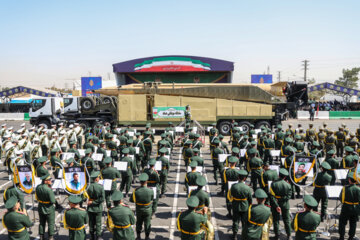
xmin=1 ymin=119 xmax=360 ymax=240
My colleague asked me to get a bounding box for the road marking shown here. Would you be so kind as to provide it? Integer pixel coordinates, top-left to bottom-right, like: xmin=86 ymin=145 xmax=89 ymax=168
xmin=169 ymin=148 xmax=182 ymax=240
xmin=0 ymin=180 xmax=11 ymax=189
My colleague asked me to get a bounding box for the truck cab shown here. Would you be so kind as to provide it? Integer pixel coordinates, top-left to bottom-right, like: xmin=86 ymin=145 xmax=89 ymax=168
xmin=29 ymin=97 xmax=64 ymax=128
xmin=63 ymin=97 xmax=79 ymax=113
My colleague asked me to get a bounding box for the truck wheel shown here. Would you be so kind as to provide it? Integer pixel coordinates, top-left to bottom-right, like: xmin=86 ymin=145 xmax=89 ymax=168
xmin=219 ymin=121 xmax=232 ymax=136
xmin=38 ymin=119 xmax=51 ymax=129
xmin=238 ymin=121 xmax=251 ymax=132
xmin=255 ymin=121 xmax=271 ymax=129
xmin=78 ymin=121 xmax=90 ymax=129
xmin=102 ymin=97 xmax=113 ymax=104
xmin=80 ymin=98 xmax=94 ymax=110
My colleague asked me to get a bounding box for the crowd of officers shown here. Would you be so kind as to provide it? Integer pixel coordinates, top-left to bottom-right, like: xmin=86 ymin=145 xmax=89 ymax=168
xmin=1 ymin=120 xmax=360 ymax=240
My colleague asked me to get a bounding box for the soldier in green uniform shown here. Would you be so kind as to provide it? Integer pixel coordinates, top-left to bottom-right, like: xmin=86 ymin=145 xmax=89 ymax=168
xmin=142 ymin=131 xmax=153 ymax=166
xmin=211 ymin=140 xmax=224 ymax=185
xmin=189 ymin=176 xmax=209 ymax=210
xmin=82 ymin=148 xmax=96 ymax=175
xmin=247 ymin=148 xmax=263 ymax=191
xmin=64 ymin=195 xmax=88 ymax=240
xmin=2 ymin=196 xmax=32 ymax=240
xmin=313 ymin=161 xmax=332 ymax=221
xmin=338 ymin=173 xmax=360 ymax=240
xmin=185 ymin=161 xmax=201 ymax=191
xmin=183 ymin=142 xmax=194 ymax=168
xmin=184 ymin=105 xmax=191 ymax=125
xmin=223 ymin=157 xmax=240 ymax=217
xmin=325 ymin=149 xmax=338 ymax=185
xmin=177 ymin=196 xmax=207 ymax=240
xmin=35 ymin=173 xmax=56 ymax=240
xmin=325 ymin=130 xmax=336 ymax=153
xmin=260 ymin=163 xmax=278 ymax=203
xmin=263 ymin=132 xmax=275 ymax=164
xmin=96 ymin=141 xmax=107 ymax=169
xmin=335 ymin=126 xmax=346 ymax=157
xmin=157 ymin=148 xmax=170 ymax=198
xmin=68 ymin=141 xmax=81 ymax=163
xmin=84 ymin=136 xmax=95 ymax=153
xmin=242 ymin=189 xmax=271 ymax=240
xmin=101 ymin=157 xmax=121 ymax=208
xmin=36 ymin=156 xmax=49 ymax=178
xmin=209 ymin=123 xmax=218 ymax=152
xmin=191 ymin=148 xmax=204 ymax=167
xmin=120 ymin=148 xmax=134 ymax=197
xmin=130 ymin=173 xmax=154 ymax=240
xmin=291 ymin=195 xmax=321 ymax=240
xmin=227 ymin=169 xmax=252 ymax=240
xmin=3 ymin=184 xmax=25 ymax=211
xmin=219 ymin=134 xmax=230 ymax=153
xmin=306 ymin=123 xmax=317 ymax=142
xmin=86 ymin=171 xmax=105 ymax=240
xmin=269 ymin=168 xmax=292 ymax=240
xmin=294 ymin=134 xmax=305 ymax=154
xmin=107 ymin=191 xmax=135 ymax=240
xmin=143 ymin=158 xmax=160 ymax=216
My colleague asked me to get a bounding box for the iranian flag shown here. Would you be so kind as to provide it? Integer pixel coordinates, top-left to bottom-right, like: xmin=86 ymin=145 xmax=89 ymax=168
xmin=134 ymin=57 xmax=211 ymax=72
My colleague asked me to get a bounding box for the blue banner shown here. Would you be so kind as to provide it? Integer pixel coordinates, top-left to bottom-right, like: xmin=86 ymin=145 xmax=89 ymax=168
xmin=251 ymin=74 xmax=272 ymax=84
xmin=81 ymin=77 xmax=102 ymax=96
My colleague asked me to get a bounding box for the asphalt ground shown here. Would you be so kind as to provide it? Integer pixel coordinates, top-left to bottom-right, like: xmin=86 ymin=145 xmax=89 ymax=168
xmin=0 ymin=119 xmax=359 ymax=240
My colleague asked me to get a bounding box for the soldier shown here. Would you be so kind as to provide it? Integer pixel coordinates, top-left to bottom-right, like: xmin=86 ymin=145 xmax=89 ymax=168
xmin=223 ymin=157 xmax=240 ymax=217
xmin=143 ymin=158 xmax=160 ymax=216
xmin=84 ymin=136 xmax=95 ymax=153
xmin=157 ymin=148 xmax=170 ymax=198
xmin=49 ymin=133 xmax=61 ymax=154
xmin=107 ymin=191 xmax=136 ymax=240
xmin=269 ymin=168 xmax=292 ymax=240
xmin=247 ymin=148 xmax=263 ymax=192
xmin=286 ymin=124 xmax=295 ymax=138
xmin=59 ymin=130 xmax=68 ymax=152
xmin=260 ymin=163 xmax=278 ymax=202
xmin=39 ymin=129 xmax=49 ymax=156
xmin=219 ymin=134 xmax=230 ymax=153
xmin=241 ymin=189 xmax=271 ymax=240
xmin=2 ymin=196 xmax=32 ymax=239
xmin=227 ymin=169 xmax=252 ymax=240
xmin=36 ymin=156 xmax=49 ymax=178
xmin=177 ymin=196 xmax=207 ymax=240
xmin=209 ymin=123 xmax=218 ymax=152
xmin=101 ymin=157 xmax=121 ymax=208
xmin=317 ymin=127 xmax=326 ymax=150
xmin=184 ymin=105 xmax=191 ymax=125
xmin=335 ymin=126 xmax=346 ymax=157
xmin=325 ymin=149 xmax=338 ymax=185
xmin=47 ymin=125 xmax=57 ymax=139
xmin=185 ymin=161 xmax=201 ymax=191
xmin=35 ymin=173 xmax=56 ymax=240
xmin=191 ymin=148 xmax=204 ymax=167
xmin=86 ymin=171 xmax=105 ymax=240
xmin=291 ymin=195 xmax=321 ymax=240
xmin=30 ymin=137 xmax=42 ymax=165
xmin=313 ymin=161 xmax=332 ymax=221
xmin=142 ymin=130 xmax=153 ymax=166
xmin=131 ymin=173 xmax=154 ymax=240
xmin=67 ymin=125 xmax=77 ymax=147
xmin=96 ymin=141 xmax=107 ymax=169
xmin=18 ymin=133 xmax=31 ymax=162
xmin=342 ymin=123 xmax=350 ymax=136
xmin=338 ymin=173 xmax=360 ymax=240
xmin=68 ymin=141 xmax=81 ymax=163
xmin=50 ymin=148 xmax=62 ymax=179
xmin=63 ymin=195 xmax=88 ymax=240
xmin=325 ymin=129 xmax=336 ymax=153
xmin=306 ymin=123 xmax=316 ymax=142
xmin=74 ymin=123 xmax=84 ymax=148
xmin=3 ymin=183 xmax=25 ymax=211
xmin=342 ymin=146 xmax=355 ymax=170
xmin=189 ymin=176 xmax=209 ymax=210
xmin=345 ymin=133 xmax=358 ymax=150
xmin=120 ymin=148 xmax=134 ymax=197
xmin=82 ymin=148 xmax=95 ymax=175
xmin=211 ymin=139 xmax=223 ymax=185
xmin=263 ymin=132 xmax=275 ymax=165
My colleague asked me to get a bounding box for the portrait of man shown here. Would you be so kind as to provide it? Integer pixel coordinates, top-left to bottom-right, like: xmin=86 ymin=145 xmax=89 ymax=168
xmin=70 ymin=172 xmax=80 ymax=190
xmin=22 ymin=173 xmax=32 ymax=187
xmin=295 ymin=163 xmax=307 ymax=179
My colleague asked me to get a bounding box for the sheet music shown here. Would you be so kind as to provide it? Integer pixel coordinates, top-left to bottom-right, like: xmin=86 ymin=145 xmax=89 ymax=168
xmin=240 ymin=149 xmax=246 ymax=157
xmin=128 ymin=132 xmax=135 ymax=137
xmin=326 ymin=185 xmax=343 ymax=198
xmin=103 ymin=179 xmax=113 ymax=191
xmin=252 ymin=134 xmax=258 ymax=139
xmin=269 ymin=165 xmax=279 ymax=174
xmin=57 ymin=169 xmax=63 ymax=179
xmin=192 ymin=127 xmax=197 ymax=133
xmin=114 ymin=161 xmax=128 ymax=171
xmin=188 ymin=185 xmax=197 ymax=195
xmin=152 ymin=187 xmax=157 ymax=199
xmin=169 ymin=131 xmax=174 ymax=136
xmin=35 ymin=177 xmax=42 ymax=187
xmin=129 ymin=155 xmax=135 ymax=161
xmin=219 ymin=154 xmax=231 ymax=163
xmin=270 ymin=150 xmax=280 ymax=157
xmin=78 ymin=149 xmax=85 ymax=157
xmin=318 ymin=157 xmax=325 ymax=164
xmin=135 ymin=147 xmax=139 ymax=154
xmin=187 ymin=166 xmax=203 ymax=173
xmin=207 ymin=126 xmax=212 ymax=132
xmin=175 ymin=127 xmax=184 ymax=133
xmin=167 ymin=148 xmax=171 ymax=155
xmin=228 ymin=181 xmax=238 ymax=190
xmin=335 ymin=169 xmax=349 ymax=180
xmin=155 ymin=161 xmax=162 ymax=171
xmin=255 ymin=129 xmax=261 ymax=134
xmin=281 ymin=158 xmax=285 ymax=166
xmin=268 ymin=181 xmax=272 ymax=192
xmin=106 ymin=150 xmax=111 ymax=156
xmin=92 ymin=153 xmax=103 ymax=161
xmin=61 ymin=152 xmax=75 ymax=160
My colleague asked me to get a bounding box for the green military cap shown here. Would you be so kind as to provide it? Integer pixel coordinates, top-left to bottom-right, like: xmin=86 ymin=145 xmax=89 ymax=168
xmin=260 ymin=126 xmax=265 ymax=130
xmin=238 ymin=169 xmax=248 ymax=176
xmin=250 ymin=141 xmax=257 ymax=145
xmin=218 ymin=134 xmax=224 ymax=139
xmin=277 ymin=124 xmax=282 ymax=129
xmin=196 ymin=176 xmax=206 ymax=187
xmin=40 ymin=173 xmax=51 ymax=180
xmin=139 ymin=173 xmax=149 ymax=182
xmin=312 ymin=141 xmax=320 ymax=147
xmin=195 ymin=134 xmax=200 ymax=138
xmin=345 ymin=146 xmax=354 ymax=152
xmin=68 ymin=195 xmax=82 ymax=204
xmin=254 ymin=188 xmax=268 ymax=199
xmin=51 ymin=148 xmax=60 ymax=153
xmin=249 ymin=124 xmax=254 ymax=128
xmin=127 ymin=139 xmax=133 ymax=144
xmin=66 ymin=158 xmax=75 ymax=164
xmin=353 ymin=155 xmax=359 ymax=161
xmin=239 ymin=131 xmax=244 ymax=135
xmin=99 ymin=140 xmax=105 ymax=145
xmin=248 ymin=148 xmax=257 ymax=155
xmin=119 ymin=129 xmax=125 ymax=134
xmin=5 ymin=196 xmax=18 ymax=209
xmin=189 ymin=161 xmax=198 ymax=167
xmin=122 ymin=148 xmax=130 ymax=154
xmin=262 ymin=129 xmax=268 ymax=134
xmin=38 ymin=156 xmax=47 ymax=163
xmin=347 ymin=172 xmax=356 ymax=181
xmin=233 ymin=133 xmax=240 ymax=139
xmin=69 ymin=141 xmax=76 ymax=145
xmin=159 ymin=140 xmax=168 ymax=146
xmin=111 ymin=190 xmax=124 ymax=201
xmin=104 ymin=157 xmax=112 ymax=164
xmin=186 ymin=196 xmax=199 ymax=208
xmin=193 ymin=148 xmax=199 ymax=153
xmin=160 ymin=133 xmax=166 ymax=138
xmin=279 ymin=168 xmax=289 ymax=177
xmin=285 ymin=137 xmax=293 ymax=143
xmin=304 ymin=195 xmax=318 ymax=208
xmin=168 ymin=122 xmax=173 ymax=125
xmin=211 ymin=123 xmax=216 ymax=126
xmin=232 ymin=147 xmax=240 ymax=154
xmin=87 ymin=127 xmax=92 ymax=130
xmin=213 ymin=139 xmax=220 ymax=144
xmin=88 ymin=136 xmax=93 ymax=140
xmin=327 ymin=149 xmax=335 ymax=155
xmin=90 ymin=171 xmax=100 ymax=179
xmin=159 ymin=148 xmax=168 ymax=154
xmin=136 ymin=132 xmax=141 ymax=136
xmin=228 ymin=156 xmax=238 ymax=163
xmin=295 ymin=135 xmax=302 ymax=140
xmin=321 ymin=161 xmax=331 ymax=170
xmin=233 ymin=122 xmax=238 ymax=126
xmin=85 ymin=148 xmax=92 ymax=154
xmin=149 ymin=158 xmax=156 ymax=166
xmin=243 ymin=135 xmax=249 ymax=139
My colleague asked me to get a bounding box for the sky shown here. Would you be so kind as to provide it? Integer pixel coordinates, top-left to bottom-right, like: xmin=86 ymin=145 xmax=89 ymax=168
xmin=0 ymin=0 xmax=360 ymax=89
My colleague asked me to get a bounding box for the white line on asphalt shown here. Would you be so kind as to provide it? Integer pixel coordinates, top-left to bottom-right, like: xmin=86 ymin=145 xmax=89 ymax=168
xmin=169 ymin=148 xmax=182 ymax=240
xmin=204 ymin=167 xmax=220 ymax=240
xmin=0 ymin=180 xmax=11 ymax=189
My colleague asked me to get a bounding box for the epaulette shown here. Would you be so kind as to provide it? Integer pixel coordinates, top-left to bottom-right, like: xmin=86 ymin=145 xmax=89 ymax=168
xmin=121 ymin=203 xmax=130 ymax=208
xmin=313 ymin=211 xmax=321 ymax=215
xmin=297 ymin=210 xmax=306 ymax=213
xmin=78 ymin=207 xmax=86 ymax=211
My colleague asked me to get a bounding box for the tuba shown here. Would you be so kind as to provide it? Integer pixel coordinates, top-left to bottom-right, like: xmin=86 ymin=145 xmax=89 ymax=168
xmin=261 ymin=214 xmax=273 ymax=240
xmin=106 ymin=211 xmax=114 ymax=232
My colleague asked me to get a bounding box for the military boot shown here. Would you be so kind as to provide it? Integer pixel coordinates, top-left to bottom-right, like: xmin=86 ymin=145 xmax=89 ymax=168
xmin=48 ymin=236 xmax=54 ymax=240
xmin=231 ymin=232 xmax=237 ymax=240
xmin=96 ymin=236 xmax=104 ymax=240
xmin=136 ymin=232 xmax=141 ymax=240
xmin=39 ymin=235 xmax=44 ymax=240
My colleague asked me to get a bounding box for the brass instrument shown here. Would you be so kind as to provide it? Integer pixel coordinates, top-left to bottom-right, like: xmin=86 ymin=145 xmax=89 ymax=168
xmin=106 ymin=211 xmax=114 ymax=232
xmin=261 ymin=214 xmax=273 ymax=240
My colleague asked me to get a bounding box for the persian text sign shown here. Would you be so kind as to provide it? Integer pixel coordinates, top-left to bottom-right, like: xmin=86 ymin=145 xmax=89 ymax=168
xmin=153 ymin=107 xmax=185 ymax=119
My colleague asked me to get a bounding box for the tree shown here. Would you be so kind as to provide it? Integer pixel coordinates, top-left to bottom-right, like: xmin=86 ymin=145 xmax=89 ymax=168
xmin=308 ymin=78 xmax=326 ymax=100
xmin=334 ymin=67 xmax=360 ymax=101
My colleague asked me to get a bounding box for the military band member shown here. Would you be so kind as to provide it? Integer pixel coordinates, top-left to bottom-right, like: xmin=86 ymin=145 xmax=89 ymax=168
xmin=64 ymin=195 xmax=88 ymax=240
xmin=325 ymin=149 xmax=338 ymax=185
xmin=120 ymin=148 xmax=134 ymax=197
xmin=185 ymin=161 xmax=201 ymax=192
xmin=101 ymin=157 xmax=121 ymax=208
xmin=223 ymin=157 xmax=240 ymax=217
xmin=143 ymin=158 xmax=160 ymax=215
xmin=313 ymin=161 xmax=332 ymax=221
xmin=189 ymin=176 xmax=209 ymax=210
xmin=157 ymin=148 xmax=170 ymax=198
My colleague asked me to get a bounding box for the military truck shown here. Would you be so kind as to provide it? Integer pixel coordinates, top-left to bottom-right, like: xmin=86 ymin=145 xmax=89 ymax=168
xmin=29 ymin=81 xmax=307 ymax=135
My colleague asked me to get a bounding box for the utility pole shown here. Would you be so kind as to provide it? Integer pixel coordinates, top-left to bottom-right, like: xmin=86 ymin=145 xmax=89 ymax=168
xmin=302 ymin=60 xmax=309 ymax=82
xmin=277 ymin=71 xmax=281 ymax=82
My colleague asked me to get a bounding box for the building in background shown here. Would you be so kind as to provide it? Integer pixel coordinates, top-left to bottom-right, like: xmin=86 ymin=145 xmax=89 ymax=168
xmin=112 ymin=55 xmax=234 ymax=86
